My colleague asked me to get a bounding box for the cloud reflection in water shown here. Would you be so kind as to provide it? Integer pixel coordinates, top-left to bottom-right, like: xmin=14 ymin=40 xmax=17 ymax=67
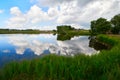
xmin=6 ymin=34 xmax=97 ymax=56
xmin=0 ymin=34 xmax=98 ymax=67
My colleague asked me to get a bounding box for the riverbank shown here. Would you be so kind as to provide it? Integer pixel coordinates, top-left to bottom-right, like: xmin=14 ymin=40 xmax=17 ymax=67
xmin=0 ymin=35 xmax=120 ymax=80
xmin=0 ymin=29 xmax=54 ymax=34
xmin=67 ymin=30 xmax=90 ymax=35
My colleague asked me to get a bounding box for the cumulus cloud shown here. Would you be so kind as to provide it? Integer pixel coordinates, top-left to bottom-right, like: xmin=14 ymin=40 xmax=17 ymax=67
xmin=48 ymin=7 xmax=59 ymax=18
xmin=6 ymin=0 xmax=120 ymax=29
xmin=33 ymin=0 xmax=94 ymax=7
xmin=6 ymin=7 xmax=27 ymax=28
xmin=57 ymin=1 xmax=80 ymax=23
xmin=56 ymin=0 xmax=120 ymax=27
xmin=6 ymin=5 xmax=59 ymax=29
xmin=10 ymin=7 xmax=22 ymax=16
xmin=34 ymin=0 xmax=73 ymax=7
xmin=77 ymin=0 xmax=95 ymax=6
xmin=27 ymin=5 xmax=48 ymax=23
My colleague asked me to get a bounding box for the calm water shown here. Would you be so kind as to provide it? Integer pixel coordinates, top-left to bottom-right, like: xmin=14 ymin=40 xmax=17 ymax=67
xmin=0 ymin=34 xmax=97 ymax=67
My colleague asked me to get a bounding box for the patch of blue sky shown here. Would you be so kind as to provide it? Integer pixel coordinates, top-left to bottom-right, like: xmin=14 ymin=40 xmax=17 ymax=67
xmin=0 ymin=0 xmax=32 ymax=13
xmin=41 ymin=6 xmax=49 ymax=12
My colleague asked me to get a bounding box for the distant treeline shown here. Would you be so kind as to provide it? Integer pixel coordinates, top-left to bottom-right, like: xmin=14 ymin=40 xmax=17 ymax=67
xmin=0 ymin=26 xmax=89 ymax=35
xmin=0 ymin=29 xmax=54 ymax=34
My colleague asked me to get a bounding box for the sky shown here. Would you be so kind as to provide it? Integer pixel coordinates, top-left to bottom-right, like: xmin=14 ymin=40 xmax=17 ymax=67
xmin=0 ymin=0 xmax=120 ymax=30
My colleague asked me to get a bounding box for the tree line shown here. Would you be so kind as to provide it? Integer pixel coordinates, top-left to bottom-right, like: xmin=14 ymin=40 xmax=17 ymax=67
xmin=90 ymin=14 xmax=120 ymax=35
xmin=0 ymin=29 xmax=54 ymax=34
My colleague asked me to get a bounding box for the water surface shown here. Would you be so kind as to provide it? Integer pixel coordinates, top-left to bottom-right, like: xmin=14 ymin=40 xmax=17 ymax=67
xmin=0 ymin=34 xmax=97 ymax=67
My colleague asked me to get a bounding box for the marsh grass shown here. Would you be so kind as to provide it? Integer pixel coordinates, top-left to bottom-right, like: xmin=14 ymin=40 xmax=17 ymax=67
xmin=68 ymin=30 xmax=90 ymax=35
xmin=97 ymin=34 xmax=118 ymax=46
xmin=0 ymin=35 xmax=120 ymax=80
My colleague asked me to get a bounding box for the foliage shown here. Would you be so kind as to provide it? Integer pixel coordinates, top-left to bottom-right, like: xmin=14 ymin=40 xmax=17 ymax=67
xmin=57 ymin=25 xmax=75 ymax=34
xmin=57 ymin=34 xmax=72 ymax=41
xmin=90 ymin=18 xmax=112 ymax=35
xmin=56 ymin=25 xmax=90 ymax=41
xmin=111 ymin=14 xmax=120 ymax=34
xmin=89 ymin=37 xmax=111 ymax=50
xmin=90 ymin=14 xmax=120 ymax=35
xmin=57 ymin=30 xmax=90 ymax=41
xmin=0 ymin=35 xmax=120 ymax=80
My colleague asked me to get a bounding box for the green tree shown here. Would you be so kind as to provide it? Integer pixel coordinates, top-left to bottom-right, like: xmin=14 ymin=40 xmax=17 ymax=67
xmin=90 ymin=18 xmax=111 ymax=35
xmin=90 ymin=20 xmax=97 ymax=35
xmin=57 ymin=25 xmax=75 ymax=34
xmin=111 ymin=14 xmax=120 ymax=34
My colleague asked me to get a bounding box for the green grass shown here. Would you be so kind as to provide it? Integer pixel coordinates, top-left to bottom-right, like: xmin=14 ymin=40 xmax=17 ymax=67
xmin=0 ymin=35 xmax=120 ymax=80
xmin=96 ymin=34 xmax=118 ymax=46
xmin=68 ymin=30 xmax=90 ymax=35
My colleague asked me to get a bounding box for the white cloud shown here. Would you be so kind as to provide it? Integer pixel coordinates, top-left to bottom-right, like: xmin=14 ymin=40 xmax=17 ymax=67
xmin=0 ymin=10 xmax=4 ymax=14
xmin=6 ymin=7 xmax=27 ymax=29
xmin=10 ymin=7 xmax=22 ymax=16
xmin=6 ymin=5 xmax=59 ymax=29
xmin=27 ymin=5 xmax=49 ymax=23
xmin=6 ymin=0 xmax=120 ymax=29
xmin=34 ymin=0 xmax=93 ymax=8
xmin=48 ymin=7 xmax=59 ymax=18
xmin=56 ymin=0 xmax=120 ymax=28
xmin=57 ymin=1 xmax=80 ymax=24
xmin=79 ymin=0 xmax=120 ymax=21
xmin=33 ymin=0 xmax=73 ymax=7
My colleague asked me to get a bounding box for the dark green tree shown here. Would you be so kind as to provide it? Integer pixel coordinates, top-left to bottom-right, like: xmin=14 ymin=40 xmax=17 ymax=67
xmin=111 ymin=14 xmax=120 ymax=34
xmin=90 ymin=20 xmax=97 ymax=35
xmin=90 ymin=17 xmax=112 ymax=35
xmin=57 ymin=25 xmax=75 ymax=34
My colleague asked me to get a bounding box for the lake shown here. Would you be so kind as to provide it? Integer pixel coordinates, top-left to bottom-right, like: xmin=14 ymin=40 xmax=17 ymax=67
xmin=0 ymin=34 xmax=97 ymax=67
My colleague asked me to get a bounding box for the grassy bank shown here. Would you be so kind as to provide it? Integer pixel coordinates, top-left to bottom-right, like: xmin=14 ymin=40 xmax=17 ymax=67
xmin=58 ymin=29 xmax=90 ymax=36
xmin=0 ymin=35 xmax=120 ymax=80
xmin=67 ymin=30 xmax=90 ymax=35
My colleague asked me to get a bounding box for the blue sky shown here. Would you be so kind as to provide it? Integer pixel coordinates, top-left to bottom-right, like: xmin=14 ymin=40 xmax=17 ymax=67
xmin=0 ymin=0 xmax=120 ymax=30
xmin=0 ymin=0 xmax=32 ymax=27
xmin=0 ymin=0 xmax=34 ymax=17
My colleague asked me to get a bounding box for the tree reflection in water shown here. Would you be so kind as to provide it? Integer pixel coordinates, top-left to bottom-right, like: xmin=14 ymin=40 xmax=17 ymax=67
xmin=89 ymin=36 xmax=111 ymax=50
xmin=57 ymin=33 xmax=78 ymax=41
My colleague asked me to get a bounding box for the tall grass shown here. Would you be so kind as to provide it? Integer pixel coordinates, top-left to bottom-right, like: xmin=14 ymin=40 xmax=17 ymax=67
xmin=0 ymin=35 xmax=120 ymax=80
xmin=96 ymin=34 xmax=118 ymax=46
xmin=68 ymin=30 xmax=90 ymax=35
